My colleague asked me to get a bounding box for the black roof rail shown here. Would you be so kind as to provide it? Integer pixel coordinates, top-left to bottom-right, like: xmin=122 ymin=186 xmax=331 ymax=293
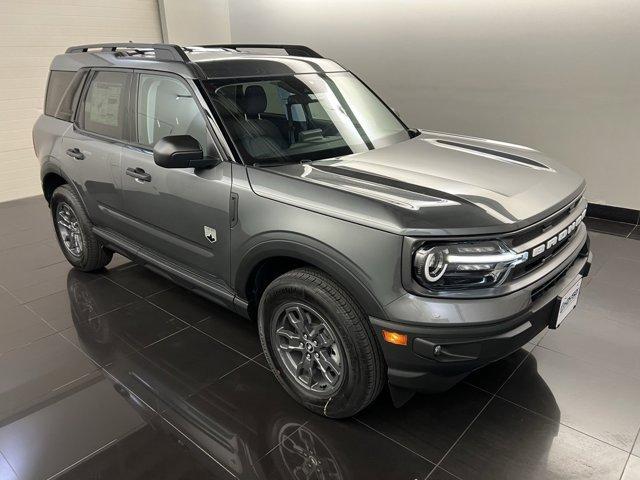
xmin=65 ymin=43 xmax=190 ymax=62
xmin=197 ymin=44 xmax=323 ymax=58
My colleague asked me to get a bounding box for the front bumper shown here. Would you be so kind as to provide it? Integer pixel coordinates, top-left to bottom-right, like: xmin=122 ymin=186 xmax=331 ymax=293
xmin=370 ymin=233 xmax=592 ymax=393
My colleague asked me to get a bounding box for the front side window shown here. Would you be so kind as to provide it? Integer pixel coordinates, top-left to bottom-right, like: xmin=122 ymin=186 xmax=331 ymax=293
xmin=136 ymin=74 xmax=207 ymax=149
xmin=203 ymin=72 xmax=409 ymax=165
xmin=82 ymin=71 xmax=129 ymax=140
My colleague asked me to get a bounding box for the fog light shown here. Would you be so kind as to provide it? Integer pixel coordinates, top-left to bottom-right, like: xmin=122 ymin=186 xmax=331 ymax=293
xmin=382 ymin=330 xmax=408 ymax=346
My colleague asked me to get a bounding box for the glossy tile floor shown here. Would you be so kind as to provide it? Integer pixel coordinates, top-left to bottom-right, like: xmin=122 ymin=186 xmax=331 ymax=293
xmin=0 ymin=196 xmax=639 ymax=480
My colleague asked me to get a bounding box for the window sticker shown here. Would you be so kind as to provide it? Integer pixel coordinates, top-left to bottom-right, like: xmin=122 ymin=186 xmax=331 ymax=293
xmin=88 ymin=82 xmax=122 ymax=126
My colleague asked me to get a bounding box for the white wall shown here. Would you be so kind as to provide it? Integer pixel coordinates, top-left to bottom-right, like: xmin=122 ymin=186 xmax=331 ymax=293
xmin=0 ymin=0 xmax=162 ymax=203
xmin=226 ymin=0 xmax=640 ymax=210
xmin=159 ymin=0 xmax=231 ymax=44
xmin=5 ymin=0 xmax=635 ymax=210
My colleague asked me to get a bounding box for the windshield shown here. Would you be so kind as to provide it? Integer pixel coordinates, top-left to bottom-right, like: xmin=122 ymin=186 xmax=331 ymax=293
xmin=203 ymin=72 xmax=410 ymax=165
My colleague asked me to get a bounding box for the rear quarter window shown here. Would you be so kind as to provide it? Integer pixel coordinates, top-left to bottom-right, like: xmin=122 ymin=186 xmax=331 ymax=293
xmin=44 ymin=70 xmax=86 ymax=121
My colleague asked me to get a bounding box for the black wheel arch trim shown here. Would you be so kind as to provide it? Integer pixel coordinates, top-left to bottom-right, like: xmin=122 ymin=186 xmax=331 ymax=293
xmin=233 ymin=234 xmax=388 ymax=320
xmin=41 ymin=162 xmax=88 ymax=212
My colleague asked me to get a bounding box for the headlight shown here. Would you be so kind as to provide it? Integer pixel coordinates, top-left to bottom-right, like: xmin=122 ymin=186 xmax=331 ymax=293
xmin=413 ymin=240 xmax=528 ymax=291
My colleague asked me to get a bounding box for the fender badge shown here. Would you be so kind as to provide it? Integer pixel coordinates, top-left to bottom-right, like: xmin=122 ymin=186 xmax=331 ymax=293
xmin=204 ymin=226 xmax=217 ymax=243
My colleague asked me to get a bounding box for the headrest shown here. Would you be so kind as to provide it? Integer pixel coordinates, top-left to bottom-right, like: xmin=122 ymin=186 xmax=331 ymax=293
xmin=241 ymin=85 xmax=268 ymax=117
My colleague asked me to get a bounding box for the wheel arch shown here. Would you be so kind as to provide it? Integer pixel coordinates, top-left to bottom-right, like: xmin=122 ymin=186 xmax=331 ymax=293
xmin=42 ymin=171 xmax=67 ymax=203
xmin=234 ymin=235 xmax=388 ymax=321
xmin=41 ymin=163 xmax=87 ymax=212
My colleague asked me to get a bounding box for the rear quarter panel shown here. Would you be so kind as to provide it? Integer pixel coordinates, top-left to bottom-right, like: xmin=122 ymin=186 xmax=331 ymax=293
xmin=33 ymin=115 xmax=73 ymax=185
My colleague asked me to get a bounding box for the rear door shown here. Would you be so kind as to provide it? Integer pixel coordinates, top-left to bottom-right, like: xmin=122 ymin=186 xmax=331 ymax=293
xmin=119 ymin=71 xmax=232 ymax=285
xmin=62 ymin=69 xmax=132 ymax=230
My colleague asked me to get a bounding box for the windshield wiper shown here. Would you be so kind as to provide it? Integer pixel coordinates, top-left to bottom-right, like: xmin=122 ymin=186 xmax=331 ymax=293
xmin=407 ymin=128 xmax=421 ymax=138
xmin=252 ymin=159 xmax=314 ymax=168
xmin=252 ymin=161 xmax=292 ymax=168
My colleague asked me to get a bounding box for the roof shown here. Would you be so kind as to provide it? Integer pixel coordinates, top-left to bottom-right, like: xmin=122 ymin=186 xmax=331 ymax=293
xmin=49 ymin=43 xmax=346 ymax=80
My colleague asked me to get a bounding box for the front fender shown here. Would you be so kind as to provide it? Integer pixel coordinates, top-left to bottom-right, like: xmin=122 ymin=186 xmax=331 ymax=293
xmin=233 ymin=232 xmax=389 ymax=320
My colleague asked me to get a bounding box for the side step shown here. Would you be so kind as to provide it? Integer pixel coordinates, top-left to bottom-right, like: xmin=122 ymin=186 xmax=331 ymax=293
xmin=93 ymin=227 xmax=249 ymax=318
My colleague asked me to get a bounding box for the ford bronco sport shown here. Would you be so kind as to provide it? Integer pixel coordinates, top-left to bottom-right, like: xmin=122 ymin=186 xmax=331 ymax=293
xmin=33 ymin=43 xmax=592 ymax=418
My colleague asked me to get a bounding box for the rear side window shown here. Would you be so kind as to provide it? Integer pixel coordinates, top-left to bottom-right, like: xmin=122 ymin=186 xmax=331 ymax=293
xmin=81 ymin=71 xmax=130 ymax=140
xmin=44 ymin=71 xmax=86 ymax=121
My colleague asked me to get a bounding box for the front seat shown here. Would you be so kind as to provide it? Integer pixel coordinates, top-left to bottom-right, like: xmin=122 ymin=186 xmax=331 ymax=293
xmin=233 ymin=85 xmax=287 ymax=158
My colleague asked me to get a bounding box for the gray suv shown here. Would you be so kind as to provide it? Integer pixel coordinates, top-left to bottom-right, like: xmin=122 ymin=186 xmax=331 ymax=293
xmin=33 ymin=43 xmax=592 ymax=418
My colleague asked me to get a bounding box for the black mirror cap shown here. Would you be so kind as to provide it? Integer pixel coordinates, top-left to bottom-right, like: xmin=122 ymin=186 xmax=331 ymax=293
xmin=153 ymin=135 xmax=220 ymax=169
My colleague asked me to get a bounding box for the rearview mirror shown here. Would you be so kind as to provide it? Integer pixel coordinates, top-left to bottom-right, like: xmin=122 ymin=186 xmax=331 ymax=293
xmin=153 ymin=135 xmax=220 ymax=169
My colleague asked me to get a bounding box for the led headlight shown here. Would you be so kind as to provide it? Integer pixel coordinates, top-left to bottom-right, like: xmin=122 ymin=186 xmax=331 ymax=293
xmin=413 ymin=240 xmax=528 ymax=291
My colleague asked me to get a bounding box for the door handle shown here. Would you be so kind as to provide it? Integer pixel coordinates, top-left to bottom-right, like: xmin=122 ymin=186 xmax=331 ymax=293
xmin=65 ymin=147 xmax=85 ymax=160
xmin=126 ymin=167 xmax=152 ymax=183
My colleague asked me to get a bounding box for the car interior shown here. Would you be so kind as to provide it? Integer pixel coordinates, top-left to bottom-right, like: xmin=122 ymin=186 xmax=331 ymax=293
xmin=136 ymin=74 xmax=208 ymax=149
xmin=207 ymin=78 xmax=352 ymax=163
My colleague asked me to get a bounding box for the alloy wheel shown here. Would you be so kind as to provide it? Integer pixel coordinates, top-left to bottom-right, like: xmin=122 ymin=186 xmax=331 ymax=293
xmin=56 ymin=202 xmax=84 ymax=257
xmin=272 ymin=302 xmax=344 ymax=395
xmin=278 ymin=422 xmax=342 ymax=479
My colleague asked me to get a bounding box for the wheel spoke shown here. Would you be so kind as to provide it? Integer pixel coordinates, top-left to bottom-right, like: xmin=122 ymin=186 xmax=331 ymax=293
xmin=296 ymin=354 xmax=314 ymax=387
xmin=276 ymin=326 xmax=302 ymax=342
xmin=58 ymin=208 xmax=73 ymax=226
xmin=298 ymin=427 xmax=317 ymax=455
xmin=316 ymin=352 xmax=340 ymax=385
xmin=280 ymin=434 xmax=308 ymax=458
xmin=72 ymin=233 xmax=81 ymax=250
xmin=307 ymin=323 xmax=326 ymax=339
xmin=59 ymin=208 xmax=72 ymax=222
xmin=315 ymin=332 xmax=335 ymax=349
xmin=286 ymin=306 xmax=307 ymax=335
xmin=57 ymin=218 xmax=72 ymax=230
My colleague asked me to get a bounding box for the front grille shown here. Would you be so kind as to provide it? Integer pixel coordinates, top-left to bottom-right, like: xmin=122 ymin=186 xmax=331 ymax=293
xmin=510 ymin=195 xmax=582 ymax=246
xmin=530 ymin=234 xmax=589 ymax=302
xmin=508 ymin=198 xmax=586 ymax=281
xmin=511 ymin=234 xmax=573 ymax=279
xmin=530 ymin=262 xmax=572 ymax=302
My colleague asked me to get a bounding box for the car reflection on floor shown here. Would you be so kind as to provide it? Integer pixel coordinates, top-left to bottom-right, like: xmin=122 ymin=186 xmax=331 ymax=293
xmin=67 ymin=271 xmax=326 ymax=479
xmin=64 ymin=267 xmax=561 ymax=480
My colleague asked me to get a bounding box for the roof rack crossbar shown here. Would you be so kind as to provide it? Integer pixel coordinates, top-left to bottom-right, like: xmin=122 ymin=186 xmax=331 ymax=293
xmin=197 ymin=44 xmax=323 ymax=58
xmin=65 ymin=43 xmax=190 ymax=62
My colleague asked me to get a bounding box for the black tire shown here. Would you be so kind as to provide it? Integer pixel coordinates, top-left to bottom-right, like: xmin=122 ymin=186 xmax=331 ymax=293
xmin=258 ymin=267 xmax=385 ymax=418
xmin=50 ymin=184 xmax=113 ymax=271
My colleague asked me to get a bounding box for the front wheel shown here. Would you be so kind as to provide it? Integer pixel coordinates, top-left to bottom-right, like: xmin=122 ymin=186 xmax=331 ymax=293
xmin=258 ymin=268 xmax=385 ymax=418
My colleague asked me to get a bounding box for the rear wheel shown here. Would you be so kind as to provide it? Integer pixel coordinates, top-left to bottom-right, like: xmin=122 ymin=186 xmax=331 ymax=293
xmin=51 ymin=184 xmax=113 ymax=271
xmin=258 ymin=268 xmax=385 ymax=418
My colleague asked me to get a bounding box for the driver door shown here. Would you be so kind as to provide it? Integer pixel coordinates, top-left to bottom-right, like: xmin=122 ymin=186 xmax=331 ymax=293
xmin=119 ymin=71 xmax=232 ymax=286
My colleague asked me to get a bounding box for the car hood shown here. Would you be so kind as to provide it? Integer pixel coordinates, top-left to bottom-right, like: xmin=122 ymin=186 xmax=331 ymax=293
xmin=246 ymin=130 xmax=585 ymax=236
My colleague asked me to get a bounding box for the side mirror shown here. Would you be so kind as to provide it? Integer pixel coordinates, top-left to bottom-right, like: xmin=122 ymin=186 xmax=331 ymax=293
xmin=153 ymin=135 xmax=220 ymax=169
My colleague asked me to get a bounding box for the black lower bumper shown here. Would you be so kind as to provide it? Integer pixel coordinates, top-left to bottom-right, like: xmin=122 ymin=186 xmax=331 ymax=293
xmin=371 ymin=247 xmax=592 ymax=394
